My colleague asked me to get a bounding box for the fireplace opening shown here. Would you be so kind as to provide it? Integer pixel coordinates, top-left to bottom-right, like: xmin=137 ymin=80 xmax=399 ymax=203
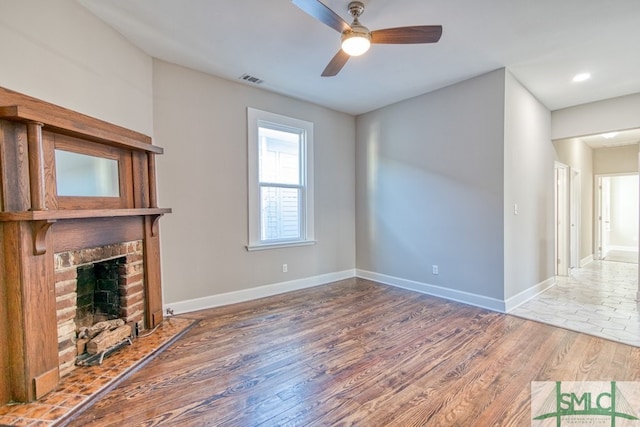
xmin=74 ymin=256 xmax=139 ymax=366
xmin=55 ymin=240 xmax=146 ymax=376
xmin=76 ymin=258 xmax=124 ymax=329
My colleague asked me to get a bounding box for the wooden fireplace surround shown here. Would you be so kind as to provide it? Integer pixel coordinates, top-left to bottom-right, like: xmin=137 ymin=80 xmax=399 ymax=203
xmin=0 ymin=87 xmax=171 ymax=404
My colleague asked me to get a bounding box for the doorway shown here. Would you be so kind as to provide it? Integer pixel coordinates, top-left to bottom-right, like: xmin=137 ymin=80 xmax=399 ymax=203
xmin=595 ymin=174 xmax=639 ymax=263
xmin=555 ymin=162 xmax=583 ymax=276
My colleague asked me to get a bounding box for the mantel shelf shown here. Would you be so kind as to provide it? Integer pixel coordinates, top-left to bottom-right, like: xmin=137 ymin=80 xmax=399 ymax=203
xmin=0 ymin=208 xmax=172 ymax=222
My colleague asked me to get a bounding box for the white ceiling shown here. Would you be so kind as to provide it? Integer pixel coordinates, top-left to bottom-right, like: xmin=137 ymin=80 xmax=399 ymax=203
xmin=78 ymin=0 xmax=640 ymax=116
xmin=577 ymin=128 xmax=640 ymax=149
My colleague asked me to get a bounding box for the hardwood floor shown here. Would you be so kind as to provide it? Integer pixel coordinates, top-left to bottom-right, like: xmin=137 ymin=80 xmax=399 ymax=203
xmin=64 ymin=278 xmax=640 ymax=426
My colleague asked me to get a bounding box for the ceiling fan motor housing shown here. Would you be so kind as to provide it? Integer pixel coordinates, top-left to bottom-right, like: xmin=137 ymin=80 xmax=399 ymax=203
xmin=348 ymin=1 xmax=365 ymax=19
xmin=341 ymin=24 xmax=371 ymax=43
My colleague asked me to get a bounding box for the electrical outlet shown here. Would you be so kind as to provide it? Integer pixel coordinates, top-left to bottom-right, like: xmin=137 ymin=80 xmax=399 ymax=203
xmin=432 ymin=265 xmax=439 ymax=275
xmin=282 ymin=264 xmax=288 ymax=273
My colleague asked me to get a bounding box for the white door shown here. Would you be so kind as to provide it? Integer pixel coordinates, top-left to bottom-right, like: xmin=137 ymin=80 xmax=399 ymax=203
xmin=598 ymin=177 xmax=612 ymax=260
xmin=570 ymin=169 xmax=581 ymax=269
xmin=555 ymin=162 xmax=569 ymax=276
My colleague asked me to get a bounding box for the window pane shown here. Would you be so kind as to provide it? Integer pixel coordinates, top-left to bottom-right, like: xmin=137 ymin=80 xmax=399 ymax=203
xmin=55 ymin=149 xmax=120 ymax=197
xmin=260 ymin=186 xmax=301 ymax=241
xmin=258 ymin=126 xmax=300 ymax=185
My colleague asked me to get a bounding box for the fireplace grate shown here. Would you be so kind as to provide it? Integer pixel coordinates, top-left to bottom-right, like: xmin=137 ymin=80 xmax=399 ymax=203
xmin=75 ymin=337 xmax=132 ymax=366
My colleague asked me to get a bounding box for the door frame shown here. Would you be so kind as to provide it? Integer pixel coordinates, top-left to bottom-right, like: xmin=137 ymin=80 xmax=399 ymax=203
xmin=555 ymin=162 xmax=569 ymax=276
xmin=570 ymin=168 xmax=581 ymax=269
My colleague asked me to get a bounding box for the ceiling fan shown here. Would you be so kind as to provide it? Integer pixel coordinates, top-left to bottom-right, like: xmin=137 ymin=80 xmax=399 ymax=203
xmin=292 ymin=0 xmax=442 ymax=76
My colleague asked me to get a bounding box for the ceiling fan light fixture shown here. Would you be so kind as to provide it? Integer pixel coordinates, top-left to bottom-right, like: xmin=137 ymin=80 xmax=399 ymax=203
xmin=341 ymin=27 xmax=371 ymax=56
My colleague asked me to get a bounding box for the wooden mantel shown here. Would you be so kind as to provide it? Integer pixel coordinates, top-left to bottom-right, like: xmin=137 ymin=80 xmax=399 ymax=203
xmin=0 ymin=87 xmax=171 ymax=404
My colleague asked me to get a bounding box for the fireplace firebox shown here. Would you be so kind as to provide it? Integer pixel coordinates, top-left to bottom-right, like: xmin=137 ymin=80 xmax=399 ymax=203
xmin=55 ymin=240 xmax=147 ymax=376
xmin=0 ymin=87 xmax=171 ymax=404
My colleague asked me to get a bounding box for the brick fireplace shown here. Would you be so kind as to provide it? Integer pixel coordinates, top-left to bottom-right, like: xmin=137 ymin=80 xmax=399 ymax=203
xmin=0 ymin=87 xmax=171 ymax=404
xmin=54 ymin=241 xmax=146 ymax=376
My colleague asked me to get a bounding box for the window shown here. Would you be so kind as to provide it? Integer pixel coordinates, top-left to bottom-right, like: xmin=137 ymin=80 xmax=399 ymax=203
xmin=247 ymin=108 xmax=315 ymax=250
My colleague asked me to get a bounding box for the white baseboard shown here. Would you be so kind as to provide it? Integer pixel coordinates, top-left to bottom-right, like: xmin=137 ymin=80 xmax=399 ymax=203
xmin=165 ymin=269 xmax=356 ymax=315
xmin=356 ymin=269 xmax=506 ymax=313
xmin=504 ymin=276 xmax=556 ymax=312
xmin=607 ymin=245 xmax=638 ymax=252
xmin=580 ymin=254 xmax=594 ymax=267
xmin=166 ymin=269 xmax=557 ymax=317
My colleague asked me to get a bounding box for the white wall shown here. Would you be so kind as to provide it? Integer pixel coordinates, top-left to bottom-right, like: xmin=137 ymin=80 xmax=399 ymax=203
xmin=355 ymin=69 xmax=506 ymax=307
xmin=551 ymin=93 xmax=640 ymax=140
xmin=0 ymin=0 xmax=153 ymax=135
xmin=153 ymin=60 xmax=356 ymax=307
xmin=594 ymin=145 xmax=639 ymax=175
xmin=553 ymin=138 xmax=594 ymax=261
xmin=503 ymin=72 xmax=554 ymax=300
xmin=609 ymin=175 xmax=639 ymax=249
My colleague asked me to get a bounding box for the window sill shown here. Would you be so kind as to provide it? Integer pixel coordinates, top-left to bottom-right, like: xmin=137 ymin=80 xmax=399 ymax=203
xmin=246 ymin=240 xmax=317 ymax=252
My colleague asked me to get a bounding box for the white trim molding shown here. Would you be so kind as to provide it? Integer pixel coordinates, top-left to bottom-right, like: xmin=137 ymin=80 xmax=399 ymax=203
xmin=165 ymin=269 xmax=355 ymax=315
xmin=504 ymin=276 xmax=556 ymax=312
xmin=580 ymin=254 xmax=594 ymax=267
xmin=166 ymin=269 xmax=559 ymax=317
xmin=356 ymin=269 xmax=506 ymax=313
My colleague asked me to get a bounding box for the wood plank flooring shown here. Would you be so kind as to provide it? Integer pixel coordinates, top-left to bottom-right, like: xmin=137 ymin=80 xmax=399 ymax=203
xmin=63 ymin=278 xmax=640 ymax=426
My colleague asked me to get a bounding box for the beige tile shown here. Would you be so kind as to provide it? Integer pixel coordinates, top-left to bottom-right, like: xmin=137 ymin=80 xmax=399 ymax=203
xmin=511 ymin=260 xmax=639 ymax=347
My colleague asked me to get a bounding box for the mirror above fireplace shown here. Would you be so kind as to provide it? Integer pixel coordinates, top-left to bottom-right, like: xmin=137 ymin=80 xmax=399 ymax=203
xmin=55 ymin=149 xmax=120 ymax=197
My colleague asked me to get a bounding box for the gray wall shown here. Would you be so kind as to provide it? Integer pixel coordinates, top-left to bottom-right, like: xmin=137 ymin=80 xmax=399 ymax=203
xmin=153 ymin=60 xmax=356 ymax=304
xmin=503 ymin=72 xmax=554 ymax=299
xmin=355 ymin=69 xmax=506 ymax=301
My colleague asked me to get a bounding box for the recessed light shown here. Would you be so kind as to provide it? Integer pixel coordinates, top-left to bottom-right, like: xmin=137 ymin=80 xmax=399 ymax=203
xmin=602 ymin=132 xmax=618 ymax=139
xmin=572 ymin=73 xmax=591 ymax=82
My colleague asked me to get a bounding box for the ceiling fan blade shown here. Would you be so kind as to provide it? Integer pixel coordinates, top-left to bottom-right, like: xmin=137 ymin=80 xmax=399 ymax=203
xmin=292 ymin=0 xmax=351 ymax=33
xmin=371 ymin=25 xmax=443 ymax=44
xmin=321 ymin=50 xmax=350 ymax=77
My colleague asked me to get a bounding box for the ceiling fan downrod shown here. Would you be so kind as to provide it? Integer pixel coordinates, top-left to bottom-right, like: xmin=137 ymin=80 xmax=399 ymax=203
xmin=347 ymin=1 xmax=365 ymax=21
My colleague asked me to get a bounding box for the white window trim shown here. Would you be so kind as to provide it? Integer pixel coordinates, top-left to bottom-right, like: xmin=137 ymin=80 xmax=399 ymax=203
xmin=246 ymin=107 xmax=315 ymax=251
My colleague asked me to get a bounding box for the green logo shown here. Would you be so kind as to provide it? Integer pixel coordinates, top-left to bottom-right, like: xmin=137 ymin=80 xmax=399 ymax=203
xmin=532 ymin=381 xmax=639 ymax=426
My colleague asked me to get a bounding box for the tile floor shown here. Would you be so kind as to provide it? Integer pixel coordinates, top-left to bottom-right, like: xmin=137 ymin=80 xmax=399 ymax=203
xmin=0 ymin=317 xmax=195 ymax=427
xmin=605 ymin=249 xmax=639 ymax=264
xmin=511 ymin=260 xmax=640 ymax=347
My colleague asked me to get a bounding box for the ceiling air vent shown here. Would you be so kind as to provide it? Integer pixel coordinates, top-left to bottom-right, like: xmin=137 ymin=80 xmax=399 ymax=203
xmin=239 ymin=74 xmax=264 ymax=85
